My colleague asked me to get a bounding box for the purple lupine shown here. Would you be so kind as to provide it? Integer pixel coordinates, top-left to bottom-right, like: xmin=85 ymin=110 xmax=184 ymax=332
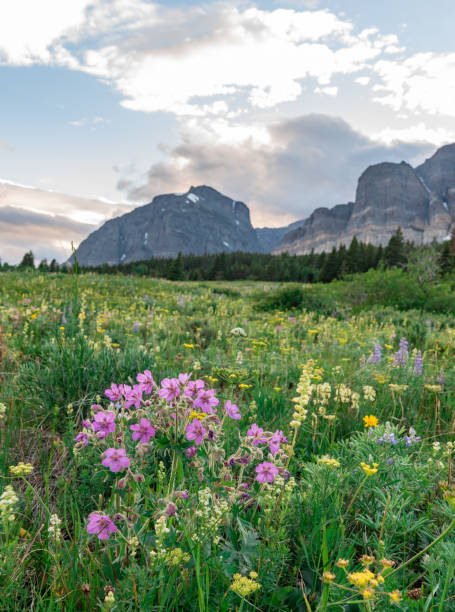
xmin=132 ymin=322 xmax=140 ymax=332
xmin=87 ymin=513 xmax=117 ymax=540
xmin=255 ymin=462 xmax=279 ymax=483
xmin=130 ymin=418 xmax=156 ymax=443
xmin=392 ymin=338 xmax=409 ymax=367
xmin=101 ymin=448 xmax=131 ymax=472
xmin=185 ymin=420 xmax=206 ymax=445
xmin=136 ymin=370 xmax=154 ymax=394
xmin=413 ymin=351 xmax=423 ymax=376
xmin=247 ymin=424 xmax=267 ymax=446
xmin=185 ymin=379 xmax=205 ymax=399
xmin=159 ymin=378 xmax=181 ymax=402
xmin=225 ymin=400 xmax=241 ymax=420
xmin=193 ymin=389 xmax=219 ymax=413
xmin=92 ymin=411 xmax=116 ymax=439
xmin=368 ymin=343 xmax=382 ymax=364
xmin=403 ymin=427 xmax=422 ymax=446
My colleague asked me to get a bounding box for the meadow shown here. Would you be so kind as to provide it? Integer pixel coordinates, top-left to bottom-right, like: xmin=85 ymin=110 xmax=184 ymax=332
xmin=1 ymin=270 xmax=455 ymax=611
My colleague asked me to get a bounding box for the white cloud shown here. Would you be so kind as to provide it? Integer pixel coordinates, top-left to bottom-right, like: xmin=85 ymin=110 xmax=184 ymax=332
xmin=315 ymin=86 xmax=338 ymax=96
xmin=372 ymin=123 xmax=455 ymax=147
xmin=374 ymin=52 xmax=455 ymax=117
xmin=355 ymin=76 xmax=370 ymax=86
xmin=0 ymin=0 xmax=91 ymax=65
xmin=0 ymin=138 xmax=14 ymax=151
xmin=0 ymin=1 xmax=403 ymax=123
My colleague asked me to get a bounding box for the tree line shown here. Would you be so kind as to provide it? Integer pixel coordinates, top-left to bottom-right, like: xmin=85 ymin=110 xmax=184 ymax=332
xmin=5 ymin=228 xmax=455 ymax=283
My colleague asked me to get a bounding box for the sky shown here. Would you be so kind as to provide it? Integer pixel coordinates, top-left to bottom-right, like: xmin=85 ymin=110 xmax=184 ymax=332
xmin=1 ymin=0 xmax=455 ymax=263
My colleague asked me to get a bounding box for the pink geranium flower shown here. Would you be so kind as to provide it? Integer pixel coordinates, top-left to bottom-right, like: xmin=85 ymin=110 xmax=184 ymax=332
xmin=178 ymin=373 xmax=191 ymax=387
xmin=225 ymin=400 xmax=241 ymax=420
xmin=130 ymin=418 xmax=156 ymax=443
xmin=255 ymin=462 xmax=279 ymax=483
xmin=159 ymin=378 xmax=181 ymax=402
xmin=247 ymin=424 xmax=267 ymax=446
xmin=125 ymin=384 xmax=144 ymax=409
xmin=87 ymin=512 xmax=118 ymax=540
xmin=185 ymin=379 xmax=205 ymax=399
xmin=193 ymin=389 xmax=219 ymax=413
xmin=101 ymin=448 xmax=131 ymax=473
xmin=105 ymin=383 xmax=124 ymax=402
xmin=185 ymin=419 xmax=206 ymax=445
xmin=269 ymin=429 xmax=285 ymax=455
xmin=136 ymin=369 xmax=154 ymax=394
xmin=92 ymin=411 xmax=116 ymax=439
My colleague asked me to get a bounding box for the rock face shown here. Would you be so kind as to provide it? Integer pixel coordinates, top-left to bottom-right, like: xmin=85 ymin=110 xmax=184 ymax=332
xmin=275 ymin=145 xmax=455 ymax=254
xmin=255 ymin=219 xmax=305 ymax=253
xmin=69 ymin=185 xmax=298 ymax=266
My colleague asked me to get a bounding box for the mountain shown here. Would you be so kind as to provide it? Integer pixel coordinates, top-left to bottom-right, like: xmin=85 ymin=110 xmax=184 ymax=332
xmin=68 ymin=185 xmax=298 ymax=266
xmin=275 ymin=144 xmax=455 ymax=254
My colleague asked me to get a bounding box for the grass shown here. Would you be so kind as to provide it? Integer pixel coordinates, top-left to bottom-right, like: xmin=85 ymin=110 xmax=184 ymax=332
xmin=0 ymin=270 xmax=455 ymax=610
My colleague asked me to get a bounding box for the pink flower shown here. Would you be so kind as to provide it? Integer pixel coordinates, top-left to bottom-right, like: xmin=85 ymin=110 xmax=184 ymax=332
xmin=159 ymin=378 xmax=181 ymax=402
xmin=92 ymin=411 xmax=116 ymax=439
xmin=130 ymin=418 xmax=156 ymax=443
xmin=125 ymin=384 xmax=144 ymax=409
xmin=225 ymin=400 xmax=241 ymax=420
xmin=185 ymin=420 xmax=206 ymax=445
xmin=136 ymin=370 xmax=154 ymax=394
xmin=269 ymin=430 xmax=285 ymax=455
xmin=74 ymin=432 xmax=88 ymax=446
xmin=105 ymin=383 xmax=124 ymax=402
xmin=101 ymin=448 xmax=131 ymax=473
xmin=185 ymin=446 xmax=197 ymax=457
xmin=87 ymin=512 xmax=118 ymax=540
xmin=247 ymin=424 xmax=267 ymax=446
xmin=255 ymin=462 xmax=279 ymax=484
xmin=178 ymin=373 xmax=191 ymax=387
xmin=193 ymin=389 xmax=219 ymax=414
xmin=185 ymin=379 xmax=205 ymax=399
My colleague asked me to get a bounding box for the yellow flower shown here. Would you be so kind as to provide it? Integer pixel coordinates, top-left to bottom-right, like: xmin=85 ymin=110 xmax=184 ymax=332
xmin=308 ymin=329 xmax=319 ymax=335
xmin=360 ymin=462 xmax=378 ymax=476
xmin=317 ymin=456 xmax=340 ymax=468
xmin=362 ymin=588 xmax=375 ymax=599
xmin=230 ymin=574 xmax=261 ymax=597
xmin=9 ymin=462 xmax=34 ymax=476
xmin=322 ymin=571 xmax=336 ymax=583
xmin=389 ymin=590 xmax=402 ymax=604
xmin=273 ymin=386 xmax=281 ymax=391
xmin=336 ymin=559 xmax=349 ymax=569
xmin=239 ymin=384 xmax=252 ymax=389
xmin=183 ymin=343 xmax=194 ymax=349
xmin=30 ymin=314 xmax=37 ymax=320
xmin=363 ymin=415 xmax=378 ymax=428
xmin=385 ymin=344 xmax=393 ymax=349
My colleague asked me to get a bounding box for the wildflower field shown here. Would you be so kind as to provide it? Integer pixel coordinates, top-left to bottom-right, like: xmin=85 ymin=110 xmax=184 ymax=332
xmin=1 ymin=271 xmax=455 ymax=611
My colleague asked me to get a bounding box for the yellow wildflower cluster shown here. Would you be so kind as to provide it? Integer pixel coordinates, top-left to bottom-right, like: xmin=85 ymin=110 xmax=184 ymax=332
xmin=0 ymin=485 xmax=18 ymax=522
xmin=317 ymin=456 xmax=340 ymax=468
xmin=360 ymin=462 xmax=378 ymax=476
xmin=290 ymin=361 xmax=314 ymax=428
xmin=9 ymin=462 xmax=34 ymax=476
xmin=189 ymin=411 xmax=207 ymax=420
xmin=335 ymin=384 xmax=351 ymax=404
xmin=424 ymin=384 xmax=442 ymax=393
xmin=335 ymin=556 xmax=401 ymax=605
xmin=363 ymin=385 xmax=376 ymax=402
xmin=230 ymin=572 xmax=261 ymax=597
xmin=163 ymin=547 xmax=191 ymax=567
xmin=389 ymin=384 xmax=408 ymax=393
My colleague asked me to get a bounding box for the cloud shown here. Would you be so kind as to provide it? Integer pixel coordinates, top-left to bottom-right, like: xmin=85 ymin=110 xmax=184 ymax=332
xmin=0 ymin=1 xmax=403 ymax=122
xmin=0 ymin=205 xmax=95 ymax=264
xmin=121 ymin=114 xmax=435 ymax=227
xmin=0 ymin=181 xmax=134 ymax=263
xmin=374 ymin=52 xmax=455 ymax=117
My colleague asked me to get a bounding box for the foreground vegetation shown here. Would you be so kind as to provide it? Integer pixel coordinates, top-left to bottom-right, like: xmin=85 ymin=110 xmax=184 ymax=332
xmin=1 ymin=269 xmax=455 ymax=610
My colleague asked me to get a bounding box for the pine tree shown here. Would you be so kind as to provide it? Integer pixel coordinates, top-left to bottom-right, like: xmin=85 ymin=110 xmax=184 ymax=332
xmin=439 ymin=241 xmax=454 ymax=275
xmin=19 ymin=251 xmax=35 ymax=269
xmin=168 ymin=252 xmax=184 ymax=280
xmin=384 ymin=228 xmax=407 ymax=268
